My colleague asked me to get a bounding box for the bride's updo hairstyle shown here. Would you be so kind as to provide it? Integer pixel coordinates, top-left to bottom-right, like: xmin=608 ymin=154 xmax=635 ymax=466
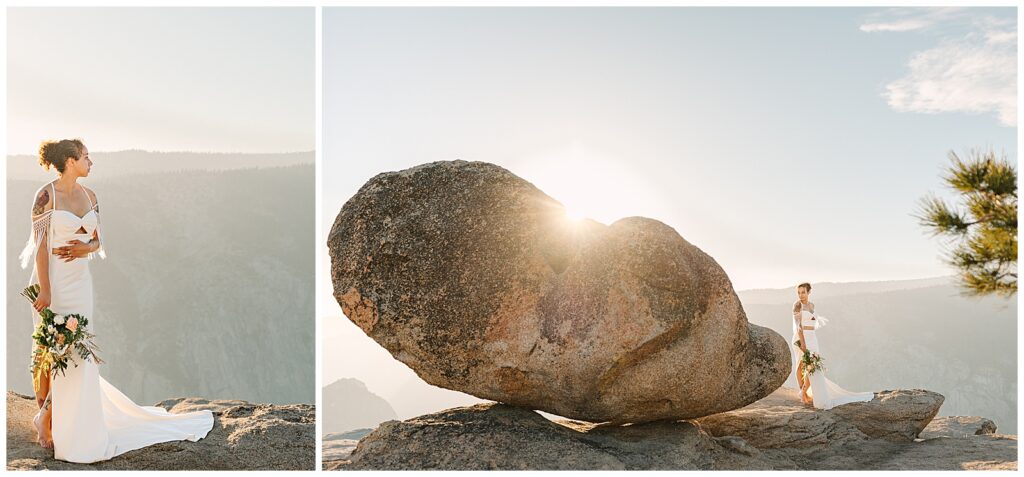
xmin=797 ymin=282 xmax=812 ymax=292
xmin=38 ymin=139 xmax=85 ymax=173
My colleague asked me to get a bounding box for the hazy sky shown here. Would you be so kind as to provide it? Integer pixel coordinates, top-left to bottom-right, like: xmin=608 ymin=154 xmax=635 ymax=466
xmin=321 ymin=7 xmax=1016 ymax=400
xmin=7 ymin=7 xmax=314 ymax=154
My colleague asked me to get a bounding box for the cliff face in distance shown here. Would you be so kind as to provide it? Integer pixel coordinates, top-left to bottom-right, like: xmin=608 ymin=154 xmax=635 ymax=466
xmin=6 ymin=152 xmax=314 ymax=406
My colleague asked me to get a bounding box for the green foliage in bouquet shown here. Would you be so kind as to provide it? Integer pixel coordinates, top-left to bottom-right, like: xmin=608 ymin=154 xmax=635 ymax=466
xmin=800 ymin=350 xmax=825 ymax=380
xmin=22 ymin=284 xmax=103 ymax=378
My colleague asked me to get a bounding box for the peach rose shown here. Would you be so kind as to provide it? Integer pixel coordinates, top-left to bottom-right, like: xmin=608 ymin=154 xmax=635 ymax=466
xmin=66 ymin=317 xmax=79 ymax=332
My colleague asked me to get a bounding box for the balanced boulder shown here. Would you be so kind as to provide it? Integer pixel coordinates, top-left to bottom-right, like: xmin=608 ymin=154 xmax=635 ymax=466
xmin=329 ymin=160 xmax=790 ymax=423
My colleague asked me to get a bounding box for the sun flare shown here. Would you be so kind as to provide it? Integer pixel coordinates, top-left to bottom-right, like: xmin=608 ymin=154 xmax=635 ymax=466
xmin=515 ymin=144 xmax=665 ymax=227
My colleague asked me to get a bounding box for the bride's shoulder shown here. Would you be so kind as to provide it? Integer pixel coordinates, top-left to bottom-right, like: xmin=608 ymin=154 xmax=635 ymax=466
xmin=81 ymin=185 xmax=98 ymax=202
xmin=31 ymin=181 xmax=55 ymax=215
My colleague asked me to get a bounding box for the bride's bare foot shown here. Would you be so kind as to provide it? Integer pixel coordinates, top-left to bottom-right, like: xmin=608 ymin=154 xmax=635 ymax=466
xmin=799 ymin=388 xmax=812 ymax=405
xmin=33 ymin=409 xmax=53 ymax=450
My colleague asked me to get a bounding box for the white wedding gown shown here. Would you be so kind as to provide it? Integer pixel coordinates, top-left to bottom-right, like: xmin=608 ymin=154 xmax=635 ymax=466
xmin=792 ymin=309 xmax=874 ymax=410
xmin=21 ymin=183 xmax=213 ymax=464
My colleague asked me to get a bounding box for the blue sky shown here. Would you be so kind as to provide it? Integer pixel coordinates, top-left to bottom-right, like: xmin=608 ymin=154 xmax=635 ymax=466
xmin=7 ymin=7 xmax=314 ymax=154
xmin=321 ymin=7 xmax=1017 ymax=400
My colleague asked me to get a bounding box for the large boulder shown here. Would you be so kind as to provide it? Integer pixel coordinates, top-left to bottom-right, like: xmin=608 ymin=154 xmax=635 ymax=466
xmin=329 ymin=160 xmax=790 ymax=423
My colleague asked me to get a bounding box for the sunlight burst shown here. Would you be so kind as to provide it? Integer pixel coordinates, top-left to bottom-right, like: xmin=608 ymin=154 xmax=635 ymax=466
xmin=515 ymin=144 xmax=665 ymax=226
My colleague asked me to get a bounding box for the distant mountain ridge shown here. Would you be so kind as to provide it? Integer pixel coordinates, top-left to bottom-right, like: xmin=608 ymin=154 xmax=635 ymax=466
xmin=7 ymin=150 xmax=313 ymax=181
xmin=738 ymin=276 xmax=955 ymax=303
xmin=323 ymin=378 xmax=398 ymax=434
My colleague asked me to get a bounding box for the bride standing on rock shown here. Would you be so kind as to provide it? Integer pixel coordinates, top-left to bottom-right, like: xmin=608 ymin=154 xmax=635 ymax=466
xmin=20 ymin=139 xmax=214 ymax=463
xmin=791 ymin=282 xmax=874 ymax=409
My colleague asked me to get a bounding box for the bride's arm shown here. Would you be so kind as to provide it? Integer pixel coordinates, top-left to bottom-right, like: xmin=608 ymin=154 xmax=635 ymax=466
xmin=793 ymin=303 xmax=806 ymax=352
xmin=85 ymin=188 xmax=99 ymax=251
xmin=32 ymin=189 xmax=52 ymax=311
xmin=85 ymin=187 xmax=101 ymax=253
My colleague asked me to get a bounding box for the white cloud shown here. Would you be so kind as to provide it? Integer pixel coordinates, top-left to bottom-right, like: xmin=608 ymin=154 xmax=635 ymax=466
xmin=863 ymin=9 xmax=1017 ymax=127
xmin=985 ymin=29 xmax=1017 ymax=45
xmin=859 ymin=20 xmax=930 ymax=33
xmin=859 ymin=7 xmax=962 ymax=33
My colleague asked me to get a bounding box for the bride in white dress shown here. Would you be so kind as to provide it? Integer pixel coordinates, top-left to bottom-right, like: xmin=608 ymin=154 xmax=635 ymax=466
xmin=20 ymin=139 xmax=214 ymax=463
xmin=791 ymin=282 xmax=874 ymax=410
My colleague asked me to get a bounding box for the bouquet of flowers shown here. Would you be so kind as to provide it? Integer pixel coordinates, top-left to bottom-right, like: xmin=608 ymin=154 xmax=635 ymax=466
xmin=22 ymin=284 xmax=103 ymax=378
xmin=800 ymin=349 xmax=825 ymax=379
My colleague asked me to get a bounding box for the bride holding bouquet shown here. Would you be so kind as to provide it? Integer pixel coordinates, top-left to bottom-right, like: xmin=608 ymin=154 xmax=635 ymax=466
xmin=791 ymin=282 xmax=874 ymax=410
xmin=20 ymin=139 xmax=214 ymax=463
